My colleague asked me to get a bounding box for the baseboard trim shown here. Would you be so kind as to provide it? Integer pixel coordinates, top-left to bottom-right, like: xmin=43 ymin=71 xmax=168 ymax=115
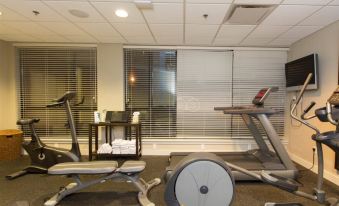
xmin=289 ymin=152 xmax=339 ymax=186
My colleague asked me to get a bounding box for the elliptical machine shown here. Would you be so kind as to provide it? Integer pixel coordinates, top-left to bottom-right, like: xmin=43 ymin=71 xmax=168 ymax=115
xmin=6 ymin=91 xmax=81 ymax=180
xmin=164 ymin=73 xmax=339 ymax=206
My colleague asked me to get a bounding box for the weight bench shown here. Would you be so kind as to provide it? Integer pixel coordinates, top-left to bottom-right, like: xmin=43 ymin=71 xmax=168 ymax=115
xmin=44 ymin=160 xmax=161 ymax=206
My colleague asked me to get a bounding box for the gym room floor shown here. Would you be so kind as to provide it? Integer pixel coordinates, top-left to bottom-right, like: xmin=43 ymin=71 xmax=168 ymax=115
xmin=1 ymin=156 xmax=338 ymax=206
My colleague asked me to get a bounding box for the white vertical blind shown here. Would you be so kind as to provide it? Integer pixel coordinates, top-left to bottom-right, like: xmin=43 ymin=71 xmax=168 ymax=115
xmin=124 ymin=49 xmax=177 ymax=138
xmin=177 ymin=50 xmax=233 ymax=138
xmin=124 ymin=48 xmax=287 ymax=139
xmin=18 ymin=47 xmax=97 ymax=139
xmin=232 ymin=50 xmax=287 ymax=138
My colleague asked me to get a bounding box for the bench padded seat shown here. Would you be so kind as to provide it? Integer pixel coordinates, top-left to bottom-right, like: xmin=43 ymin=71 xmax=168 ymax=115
xmin=119 ymin=161 xmax=146 ymax=173
xmin=48 ymin=161 xmax=118 ymax=175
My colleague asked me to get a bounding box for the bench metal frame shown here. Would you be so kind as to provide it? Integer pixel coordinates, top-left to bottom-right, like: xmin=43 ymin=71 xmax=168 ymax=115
xmin=44 ymin=172 xmax=161 ymax=206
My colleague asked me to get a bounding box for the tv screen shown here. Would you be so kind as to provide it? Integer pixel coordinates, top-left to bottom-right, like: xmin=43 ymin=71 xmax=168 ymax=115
xmin=285 ymin=53 xmax=318 ymax=91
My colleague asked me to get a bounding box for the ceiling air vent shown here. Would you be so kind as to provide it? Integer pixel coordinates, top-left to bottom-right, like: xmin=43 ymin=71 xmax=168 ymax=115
xmin=134 ymin=0 xmax=153 ymax=9
xmin=224 ymin=5 xmax=274 ymax=25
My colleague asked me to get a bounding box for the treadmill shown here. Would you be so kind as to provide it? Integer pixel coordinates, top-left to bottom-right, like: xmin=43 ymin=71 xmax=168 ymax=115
xmin=167 ymin=87 xmax=298 ymax=181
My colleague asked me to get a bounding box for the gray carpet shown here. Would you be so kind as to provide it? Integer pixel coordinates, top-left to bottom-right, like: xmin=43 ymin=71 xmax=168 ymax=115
xmin=0 ymin=156 xmax=338 ymax=206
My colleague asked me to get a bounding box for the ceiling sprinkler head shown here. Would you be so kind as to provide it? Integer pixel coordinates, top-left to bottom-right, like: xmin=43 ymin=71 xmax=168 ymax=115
xmin=203 ymin=14 xmax=208 ymax=19
xmin=32 ymin=10 xmax=40 ymax=16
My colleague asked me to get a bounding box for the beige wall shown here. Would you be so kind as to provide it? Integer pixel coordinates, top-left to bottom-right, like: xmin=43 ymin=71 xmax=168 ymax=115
xmin=285 ymin=21 xmax=339 ymax=185
xmin=0 ymin=40 xmax=17 ymax=130
xmin=97 ymin=44 xmax=124 ymax=112
xmin=97 ymin=44 xmax=124 ymax=141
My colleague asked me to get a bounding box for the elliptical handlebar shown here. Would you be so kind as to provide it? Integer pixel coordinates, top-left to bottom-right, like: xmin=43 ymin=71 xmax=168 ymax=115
xmin=290 ymin=73 xmax=320 ymax=135
xmin=293 ymin=73 xmax=313 ymax=107
xmin=326 ymin=102 xmax=338 ymax=125
xmin=301 ymin=101 xmax=316 ymax=120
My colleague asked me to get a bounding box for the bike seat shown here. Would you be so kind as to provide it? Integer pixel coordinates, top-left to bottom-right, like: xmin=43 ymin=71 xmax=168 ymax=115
xmin=17 ymin=119 xmax=40 ymax=125
xmin=312 ymin=132 xmax=339 ymax=153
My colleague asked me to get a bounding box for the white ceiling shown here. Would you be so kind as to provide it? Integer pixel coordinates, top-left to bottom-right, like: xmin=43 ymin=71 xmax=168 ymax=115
xmin=0 ymin=0 xmax=338 ymax=47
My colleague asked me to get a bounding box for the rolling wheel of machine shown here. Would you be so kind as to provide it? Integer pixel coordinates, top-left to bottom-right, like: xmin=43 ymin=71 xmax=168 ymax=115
xmin=165 ymin=152 xmax=235 ymax=206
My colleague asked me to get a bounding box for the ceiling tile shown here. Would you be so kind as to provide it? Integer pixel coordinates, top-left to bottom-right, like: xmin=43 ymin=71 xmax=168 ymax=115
xmin=39 ymin=22 xmax=85 ymax=35
xmin=113 ymin=23 xmax=152 ymax=37
xmin=262 ymin=5 xmax=321 ymax=25
xmin=187 ymin=0 xmax=233 ymax=3
xmin=0 ymin=0 xmax=66 ymax=22
xmin=282 ymin=0 xmax=332 ymax=5
xmin=142 ymin=3 xmax=183 ymax=24
xmin=217 ymin=25 xmax=255 ymax=38
xmin=96 ymin=36 xmax=126 ymax=43
xmin=34 ymin=34 xmax=71 ymax=42
xmin=76 ymin=22 xmax=121 ymax=37
xmin=186 ymin=24 xmax=219 ymax=37
xmin=329 ymin=0 xmax=339 ymax=5
xmin=249 ymin=25 xmax=291 ymax=38
xmin=0 ymin=33 xmax=41 ymax=42
xmin=149 ymin=24 xmax=183 ymax=37
xmin=300 ymin=6 xmax=339 ymax=26
xmin=149 ymin=24 xmax=183 ymax=44
xmin=2 ymin=21 xmax=55 ymax=35
xmin=269 ymin=38 xmax=298 ymax=46
xmin=279 ymin=25 xmax=321 ymax=39
xmin=241 ymin=37 xmax=272 ymax=45
xmin=91 ymin=2 xmax=144 ymax=23
xmin=64 ymin=34 xmax=98 ymax=43
xmin=87 ymin=0 xmax=134 ymax=1
xmin=233 ymin=0 xmax=281 ymax=4
xmin=186 ymin=3 xmax=230 ymax=25
xmin=213 ymin=37 xmax=243 ymax=45
xmin=0 ymin=23 xmax=21 ymax=34
xmin=185 ymin=36 xmax=214 ymax=45
xmin=0 ymin=5 xmax=28 ymax=21
xmin=156 ymin=36 xmax=183 ymax=45
xmin=185 ymin=24 xmax=219 ymax=44
xmin=151 ymin=0 xmax=183 ymax=2
xmin=125 ymin=36 xmax=155 ymax=44
xmin=44 ymin=1 xmax=105 ymax=22
xmin=89 ymin=0 xmax=183 ymax=2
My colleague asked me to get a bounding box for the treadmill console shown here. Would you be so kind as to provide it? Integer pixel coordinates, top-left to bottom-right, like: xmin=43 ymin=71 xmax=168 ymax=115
xmin=252 ymin=87 xmax=278 ymax=106
xmin=328 ymin=87 xmax=339 ymax=106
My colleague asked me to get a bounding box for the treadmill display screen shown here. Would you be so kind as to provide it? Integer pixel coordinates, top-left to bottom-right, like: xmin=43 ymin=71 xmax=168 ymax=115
xmin=253 ymin=88 xmax=269 ymax=105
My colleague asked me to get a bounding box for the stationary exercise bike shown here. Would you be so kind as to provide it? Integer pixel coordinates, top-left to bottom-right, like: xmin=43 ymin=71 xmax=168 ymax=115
xmin=6 ymin=92 xmax=81 ymax=180
xmin=164 ymin=73 xmax=339 ymax=206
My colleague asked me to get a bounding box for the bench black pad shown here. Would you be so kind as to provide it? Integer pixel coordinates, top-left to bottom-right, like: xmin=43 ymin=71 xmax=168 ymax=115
xmin=48 ymin=161 xmax=118 ymax=175
xmin=119 ymin=161 xmax=146 ymax=173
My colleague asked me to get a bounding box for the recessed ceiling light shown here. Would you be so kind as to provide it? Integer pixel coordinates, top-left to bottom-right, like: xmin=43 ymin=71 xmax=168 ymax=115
xmin=0 ymin=11 xmax=2 ymax=16
xmin=68 ymin=9 xmax=89 ymax=18
xmin=115 ymin=9 xmax=128 ymax=18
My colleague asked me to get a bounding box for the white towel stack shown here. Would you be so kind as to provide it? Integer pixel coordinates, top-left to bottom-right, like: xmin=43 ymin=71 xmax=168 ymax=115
xmin=97 ymin=143 xmax=113 ymax=154
xmin=111 ymin=139 xmax=136 ymax=154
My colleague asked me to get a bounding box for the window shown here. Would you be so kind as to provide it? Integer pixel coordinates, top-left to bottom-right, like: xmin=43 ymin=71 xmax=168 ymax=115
xmin=177 ymin=50 xmax=233 ymax=138
xmin=125 ymin=48 xmax=286 ymax=139
xmin=125 ymin=49 xmax=177 ymax=138
xmin=18 ymin=47 xmax=97 ymax=139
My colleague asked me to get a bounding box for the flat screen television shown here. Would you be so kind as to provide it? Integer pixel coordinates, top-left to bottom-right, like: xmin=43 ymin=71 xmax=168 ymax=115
xmin=285 ymin=53 xmax=318 ymax=91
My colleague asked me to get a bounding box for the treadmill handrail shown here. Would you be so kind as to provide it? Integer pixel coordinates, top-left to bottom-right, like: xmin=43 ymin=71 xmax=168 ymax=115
xmin=290 ymin=73 xmax=320 ymax=135
xmin=214 ymin=106 xmax=277 ymax=115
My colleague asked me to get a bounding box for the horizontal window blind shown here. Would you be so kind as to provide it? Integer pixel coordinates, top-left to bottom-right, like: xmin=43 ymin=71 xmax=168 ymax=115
xmin=232 ymin=50 xmax=287 ymax=138
xmin=177 ymin=50 xmax=233 ymax=138
xmin=19 ymin=47 xmax=97 ymax=139
xmin=124 ymin=48 xmax=287 ymax=139
xmin=124 ymin=49 xmax=177 ymax=138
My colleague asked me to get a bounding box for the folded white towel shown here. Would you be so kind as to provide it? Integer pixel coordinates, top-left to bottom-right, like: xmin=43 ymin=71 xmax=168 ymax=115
xmin=112 ymin=148 xmax=120 ymax=154
xmin=97 ymin=143 xmax=113 ymax=154
xmin=110 ymin=139 xmax=137 ymax=154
